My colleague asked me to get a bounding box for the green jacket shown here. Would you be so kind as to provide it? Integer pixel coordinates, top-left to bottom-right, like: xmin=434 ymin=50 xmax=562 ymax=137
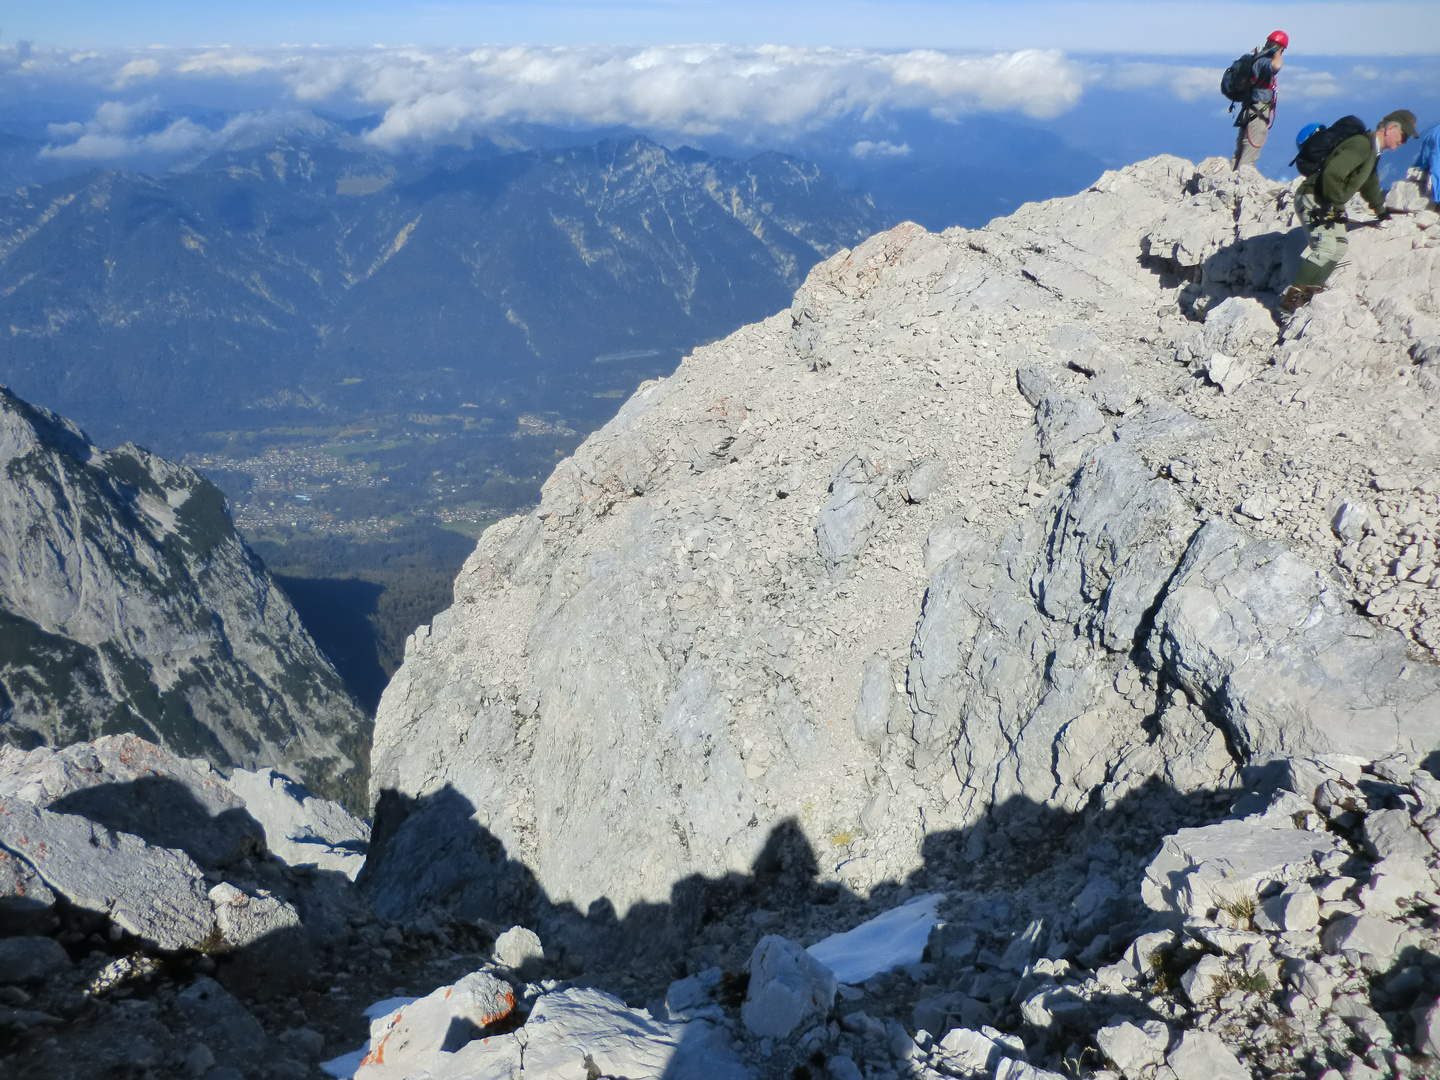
xmin=1302 ymin=132 xmax=1385 ymax=214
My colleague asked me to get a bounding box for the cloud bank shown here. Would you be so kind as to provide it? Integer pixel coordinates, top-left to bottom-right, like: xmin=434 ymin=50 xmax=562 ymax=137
xmin=3 ymin=43 xmax=1431 ymax=162
xmin=5 ymin=43 xmax=1088 ymax=157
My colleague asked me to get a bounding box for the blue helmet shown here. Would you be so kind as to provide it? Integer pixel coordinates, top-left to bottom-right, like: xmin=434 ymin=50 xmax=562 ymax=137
xmin=1296 ymin=123 xmax=1324 ymax=148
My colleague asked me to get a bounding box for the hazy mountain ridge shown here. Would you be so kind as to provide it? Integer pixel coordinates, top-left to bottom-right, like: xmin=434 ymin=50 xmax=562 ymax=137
xmin=0 ymin=132 xmax=887 ymax=450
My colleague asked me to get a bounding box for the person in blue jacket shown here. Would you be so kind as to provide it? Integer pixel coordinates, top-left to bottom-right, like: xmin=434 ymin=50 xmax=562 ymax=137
xmin=1415 ymin=124 xmax=1440 ymax=203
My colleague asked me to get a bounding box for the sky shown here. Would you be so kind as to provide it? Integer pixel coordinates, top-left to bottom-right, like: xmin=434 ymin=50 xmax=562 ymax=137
xmin=8 ymin=1 xmax=1440 ymax=54
xmin=1 ymin=1 xmax=1437 ymax=205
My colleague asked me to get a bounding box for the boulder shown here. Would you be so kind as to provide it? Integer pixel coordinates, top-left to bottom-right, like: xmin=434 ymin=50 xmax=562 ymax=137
xmin=1362 ymin=808 xmax=1433 ymax=863
xmin=0 ymin=935 xmax=71 ymax=984
xmin=0 ymin=847 xmax=56 ymax=933
xmin=356 ymin=971 xmax=516 ymax=1079
xmin=517 ymin=987 xmax=747 ymax=1080
xmin=742 ymin=935 xmax=838 ymax=1039
xmin=1412 ymin=997 xmax=1440 ymax=1056
xmin=1141 ymin=819 xmax=1337 ymax=921
xmin=208 ymin=881 xmax=312 ymax=998
xmin=1201 ymin=296 xmax=1275 ymax=356
xmin=492 ymin=925 xmax=545 ymax=970
xmin=174 ymin=977 xmax=268 ymax=1066
xmin=1254 ymin=884 xmax=1320 ymax=932
xmin=665 ymin=966 xmax=724 ymax=1022
xmin=0 ymin=736 xmax=263 ymax=870
xmin=1179 ymin=953 xmax=1227 ymax=1006
xmin=223 ymin=767 xmax=369 ymax=879
xmin=1096 ymin=1019 xmax=1170 ymax=1079
xmin=1321 ymin=914 xmax=1404 ymax=970
xmin=852 ymin=654 xmax=894 ymax=746
xmin=936 ymin=1027 xmax=1002 ymax=1074
xmin=0 ymin=796 xmax=214 ymax=951
xmin=1167 ymin=1029 xmax=1250 ymax=1080
xmin=1153 ymin=520 xmax=1440 ymax=761
xmin=816 ymin=446 xmax=896 ymax=576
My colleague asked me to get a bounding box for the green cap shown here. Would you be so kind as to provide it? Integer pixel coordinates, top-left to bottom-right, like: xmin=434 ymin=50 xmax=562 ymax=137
xmin=1381 ymin=109 xmax=1418 ymax=141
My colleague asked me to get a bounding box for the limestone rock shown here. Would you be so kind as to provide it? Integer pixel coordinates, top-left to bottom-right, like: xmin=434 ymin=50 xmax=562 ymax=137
xmin=208 ymin=881 xmax=311 ymax=997
xmin=356 ymin=971 xmax=516 ymax=1079
xmin=174 ymin=977 xmax=268 ymax=1068
xmin=223 ymin=766 xmax=369 ymax=879
xmin=0 ymin=846 xmax=55 ymax=933
xmin=1412 ymin=997 xmax=1440 ymax=1056
xmin=936 ymin=1027 xmax=1003 ymax=1074
xmin=742 ymin=934 xmax=838 ymax=1039
xmin=492 ymin=925 xmax=545 ymax=970
xmin=1167 ymin=1029 xmax=1249 ymax=1080
xmin=0 ymin=935 xmax=71 ymax=984
xmin=0 ymin=388 xmax=364 ymax=804
xmin=507 ymin=986 xmax=747 ymax=1080
xmin=1141 ymin=819 xmax=1337 ymax=920
xmin=1096 ymin=1019 xmax=1170 ymax=1078
xmin=0 ymin=796 xmax=214 ymax=951
xmin=817 ymin=445 xmax=898 ymax=577
xmin=1321 ymin=914 xmax=1403 ymax=969
xmin=1178 ymin=953 xmax=1226 ymax=1005
xmin=367 ymin=151 xmax=1440 ymax=924
xmin=0 ymin=736 xmax=263 ymax=870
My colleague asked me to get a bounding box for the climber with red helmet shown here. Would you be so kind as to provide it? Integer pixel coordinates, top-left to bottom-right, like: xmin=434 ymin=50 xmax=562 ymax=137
xmin=1224 ymin=30 xmax=1289 ymax=170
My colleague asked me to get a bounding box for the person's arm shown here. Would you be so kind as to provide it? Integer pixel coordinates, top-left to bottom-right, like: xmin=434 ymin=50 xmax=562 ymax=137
xmin=1358 ymin=169 xmax=1385 ymax=216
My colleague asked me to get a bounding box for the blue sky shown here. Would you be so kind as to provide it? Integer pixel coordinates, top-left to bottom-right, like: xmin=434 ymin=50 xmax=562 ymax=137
xmin=9 ymin=1 xmax=1439 ymax=53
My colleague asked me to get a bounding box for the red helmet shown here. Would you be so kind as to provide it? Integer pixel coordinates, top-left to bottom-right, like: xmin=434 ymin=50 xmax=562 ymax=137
xmin=1267 ymin=30 xmax=1289 ymax=48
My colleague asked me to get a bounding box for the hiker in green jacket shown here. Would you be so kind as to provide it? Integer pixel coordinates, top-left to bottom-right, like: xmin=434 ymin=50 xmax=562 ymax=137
xmin=1280 ymin=109 xmax=1419 ymax=313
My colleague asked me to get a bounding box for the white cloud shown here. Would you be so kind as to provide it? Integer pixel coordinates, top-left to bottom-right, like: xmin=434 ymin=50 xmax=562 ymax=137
xmin=39 ymin=98 xmax=326 ymax=160
xmin=12 ymin=43 xmax=1089 ymax=152
xmin=852 ymin=139 xmax=911 ymax=158
xmin=114 ymin=58 xmax=161 ymax=86
xmin=12 ymin=43 xmax=1435 ymax=164
xmin=303 ymin=44 xmax=1088 ymax=145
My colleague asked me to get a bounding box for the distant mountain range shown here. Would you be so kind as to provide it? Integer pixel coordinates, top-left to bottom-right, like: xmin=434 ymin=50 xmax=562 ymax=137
xmin=0 ymin=129 xmax=887 ymax=452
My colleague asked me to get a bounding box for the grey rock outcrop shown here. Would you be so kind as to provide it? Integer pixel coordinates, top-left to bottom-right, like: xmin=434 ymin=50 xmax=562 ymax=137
xmin=0 ymin=736 xmax=264 ymax=869
xmin=0 ymin=387 xmax=365 ymax=805
xmin=370 ymin=154 xmax=1440 ymax=930
xmin=0 ymin=796 xmax=214 ymax=951
xmin=224 ymin=766 xmax=369 ymax=879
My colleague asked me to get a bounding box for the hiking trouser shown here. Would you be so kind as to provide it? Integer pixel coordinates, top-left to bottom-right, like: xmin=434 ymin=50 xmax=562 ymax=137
xmin=1294 ymin=190 xmax=1347 ymax=288
xmin=1233 ymin=103 xmax=1273 ymax=170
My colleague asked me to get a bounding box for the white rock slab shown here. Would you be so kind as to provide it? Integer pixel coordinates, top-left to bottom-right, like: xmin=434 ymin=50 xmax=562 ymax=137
xmin=743 ymin=935 xmax=838 ymax=1038
xmin=355 ymin=972 xmax=516 ymax=1079
xmin=0 ymin=796 xmax=213 ymax=951
xmin=806 ymin=893 xmax=945 ymax=985
xmin=1142 ymin=820 xmax=1337 ymax=920
xmin=1167 ymin=1029 xmax=1249 ymax=1080
xmin=224 ymin=767 xmax=369 ymax=880
xmin=522 ymin=987 xmax=749 ymax=1080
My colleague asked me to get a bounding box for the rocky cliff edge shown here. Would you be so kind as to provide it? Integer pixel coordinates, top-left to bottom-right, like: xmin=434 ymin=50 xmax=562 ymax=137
xmin=0 ymin=389 xmax=367 ymax=805
xmin=369 ymin=155 xmax=1440 ymax=921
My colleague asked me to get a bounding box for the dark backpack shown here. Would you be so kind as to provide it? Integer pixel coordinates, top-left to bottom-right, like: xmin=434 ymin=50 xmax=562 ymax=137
xmin=1220 ymin=52 xmax=1258 ymax=104
xmin=1289 ymin=116 xmax=1368 ymax=177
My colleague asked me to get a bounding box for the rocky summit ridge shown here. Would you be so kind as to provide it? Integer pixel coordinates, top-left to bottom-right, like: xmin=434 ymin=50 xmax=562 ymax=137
xmin=370 ymin=154 xmax=1440 ymax=920
xmin=0 ymin=388 xmax=366 ymax=804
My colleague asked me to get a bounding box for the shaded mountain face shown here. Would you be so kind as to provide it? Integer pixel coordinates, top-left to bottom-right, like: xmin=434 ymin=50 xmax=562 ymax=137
xmin=0 ymin=386 xmax=367 ymax=807
xmin=0 ymin=133 xmax=887 ymax=450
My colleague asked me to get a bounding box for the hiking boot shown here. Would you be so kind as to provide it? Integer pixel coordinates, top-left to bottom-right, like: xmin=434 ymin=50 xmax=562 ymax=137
xmin=1280 ymin=285 xmax=1322 ymax=313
